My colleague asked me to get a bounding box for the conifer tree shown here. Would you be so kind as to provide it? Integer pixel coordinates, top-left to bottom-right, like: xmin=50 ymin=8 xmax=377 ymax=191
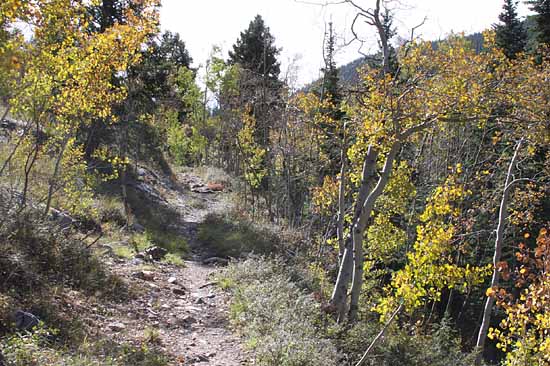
xmin=319 ymin=22 xmax=345 ymax=175
xmin=228 ymin=15 xmax=281 ymax=82
xmin=381 ymin=8 xmax=399 ymax=76
xmin=494 ymin=0 xmax=526 ymax=59
xmin=526 ymin=0 xmax=550 ymax=46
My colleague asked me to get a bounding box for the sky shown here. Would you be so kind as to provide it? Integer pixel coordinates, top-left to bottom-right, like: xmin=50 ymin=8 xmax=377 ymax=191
xmin=160 ymin=0 xmax=533 ymax=86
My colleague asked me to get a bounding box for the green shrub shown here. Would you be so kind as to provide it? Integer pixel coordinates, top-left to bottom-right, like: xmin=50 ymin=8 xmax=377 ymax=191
xmin=219 ymin=257 xmax=340 ymax=366
xmin=1 ymin=323 xmax=169 ymax=366
xmin=97 ymin=196 xmax=127 ymax=227
xmin=339 ymin=317 xmax=480 ymax=366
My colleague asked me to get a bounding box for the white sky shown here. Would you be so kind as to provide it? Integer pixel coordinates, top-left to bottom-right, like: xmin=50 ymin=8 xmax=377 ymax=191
xmin=160 ymin=0 xmax=532 ymax=86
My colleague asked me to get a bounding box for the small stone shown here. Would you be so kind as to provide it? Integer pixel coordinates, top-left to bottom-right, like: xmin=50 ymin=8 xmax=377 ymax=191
xmin=172 ymin=287 xmax=186 ymax=296
xmin=107 ymin=322 xmax=126 ymax=332
xmin=167 ymin=276 xmax=178 ymax=284
xmin=202 ymin=257 xmax=229 ymax=265
xmin=132 ymin=270 xmax=155 ymax=281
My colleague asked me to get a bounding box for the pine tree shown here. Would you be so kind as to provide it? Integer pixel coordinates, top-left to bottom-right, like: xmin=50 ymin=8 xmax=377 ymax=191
xmin=381 ymin=8 xmax=399 ymax=75
xmin=494 ymin=0 xmax=526 ymax=59
xmin=228 ymin=15 xmax=281 ymax=82
xmin=319 ymin=22 xmax=345 ymax=175
xmin=321 ymin=22 xmax=341 ymax=108
xmin=526 ymin=0 xmax=550 ymax=46
xmin=228 ymin=15 xmax=282 ymax=202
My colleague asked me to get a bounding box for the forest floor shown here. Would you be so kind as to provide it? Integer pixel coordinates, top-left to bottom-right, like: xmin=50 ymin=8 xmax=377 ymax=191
xmin=91 ymin=169 xmax=250 ymax=365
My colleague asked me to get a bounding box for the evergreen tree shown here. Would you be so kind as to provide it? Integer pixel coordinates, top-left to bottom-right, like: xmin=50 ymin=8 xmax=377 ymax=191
xmin=227 ymin=14 xmax=281 ymax=150
xmin=227 ymin=15 xmax=282 ymax=203
xmin=526 ymin=0 xmax=550 ymax=46
xmin=228 ymin=15 xmax=281 ymax=82
xmin=319 ymin=22 xmax=345 ymax=175
xmin=321 ymin=22 xmax=341 ymax=107
xmin=131 ymin=31 xmax=193 ymax=111
xmin=494 ymin=0 xmax=526 ymax=59
xmin=381 ymin=8 xmax=399 ymax=76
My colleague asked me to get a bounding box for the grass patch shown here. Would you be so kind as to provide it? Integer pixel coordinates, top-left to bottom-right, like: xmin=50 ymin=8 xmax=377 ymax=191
xmin=162 ymin=253 xmax=185 ymax=266
xmin=218 ymin=257 xmax=340 ymax=366
xmin=197 ymin=212 xmax=279 ymax=257
xmin=113 ymin=244 xmax=135 ymax=259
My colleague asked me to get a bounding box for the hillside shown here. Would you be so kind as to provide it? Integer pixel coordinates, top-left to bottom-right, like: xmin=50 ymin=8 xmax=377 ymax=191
xmin=1 ymin=2 xmax=550 ymax=366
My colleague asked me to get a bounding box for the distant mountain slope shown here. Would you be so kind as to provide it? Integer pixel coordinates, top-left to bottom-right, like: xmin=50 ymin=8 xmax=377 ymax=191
xmin=306 ymin=18 xmax=537 ymax=92
xmin=335 ymin=32 xmax=485 ymax=87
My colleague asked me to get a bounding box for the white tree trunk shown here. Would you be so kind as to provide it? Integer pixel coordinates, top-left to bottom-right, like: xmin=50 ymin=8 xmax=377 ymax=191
xmin=475 ymin=138 xmax=524 ymax=365
xmin=349 ymin=141 xmax=401 ymax=321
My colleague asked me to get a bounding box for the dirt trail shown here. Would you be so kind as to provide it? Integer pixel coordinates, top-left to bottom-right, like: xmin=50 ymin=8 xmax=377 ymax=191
xmin=100 ymin=171 xmax=249 ymax=365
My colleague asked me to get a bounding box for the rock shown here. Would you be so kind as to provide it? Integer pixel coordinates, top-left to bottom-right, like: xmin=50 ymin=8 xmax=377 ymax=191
xmin=191 ymin=186 xmax=214 ymax=194
xmin=206 ymin=182 xmax=224 ymax=191
xmin=167 ymin=276 xmax=178 ymax=284
xmin=195 ymin=297 xmax=206 ymax=305
xmin=50 ymin=208 xmax=75 ymax=230
xmin=145 ymin=246 xmax=168 ymax=261
xmin=132 ymin=270 xmax=155 ymax=281
xmin=130 ymin=257 xmax=145 ymax=265
xmin=172 ymin=287 xmax=186 ymax=296
xmin=99 ymin=244 xmax=114 ymax=256
xmin=107 ymin=322 xmax=126 ymax=332
xmin=136 ymin=167 xmax=147 ymax=177
xmin=178 ymin=315 xmax=197 ymax=325
xmin=131 ymin=222 xmax=145 ymax=233
xmin=15 ymin=310 xmax=39 ymax=331
xmin=202 ymin=257 xmax=229 ymax=265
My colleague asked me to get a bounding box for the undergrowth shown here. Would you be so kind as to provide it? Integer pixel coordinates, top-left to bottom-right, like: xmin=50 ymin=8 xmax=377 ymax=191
xmin=218 ymin=257 xmax=340 ymax=366
xmin=0 ymin=200 xmax=169 ymax=365
xmin=197 ymin=211 xmax=280 ymax=257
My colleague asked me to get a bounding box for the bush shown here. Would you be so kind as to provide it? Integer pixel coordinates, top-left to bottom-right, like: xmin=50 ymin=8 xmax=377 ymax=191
xmin=96 ymin=196 xmax=127 ymax=227
xmin=1 ymin=323 xmax=169 ymax=366
xmin=219 ymin=257 xmax=340 ymax=366
xmin=0 ymin=207 xmax=127 ymax=300
xmin=339 ymin=317 xmax=480 ymax=366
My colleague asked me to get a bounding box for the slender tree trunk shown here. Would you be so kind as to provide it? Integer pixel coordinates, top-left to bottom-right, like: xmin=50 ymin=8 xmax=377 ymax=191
xmin=44 ymin=136 xmax=70 ymax=216
xmin=0 ymin=120 xmax=31 ymax=177
xmin=331 ymin=145 xmax=378 ymax=321
xmin=349 ymin=141 xmax=401 ymax=321
xmin=1 ymin=105 xmax=10 ymax=122
xmin=337 ymin=127 xmax=348 ymax=264
xmin=475 ymin=138 xmax=523 ymax=365
xmin=20 ymin=120 xmax=41 ymax=208
xmin=355 ymin=302 xmax=403 ymax=366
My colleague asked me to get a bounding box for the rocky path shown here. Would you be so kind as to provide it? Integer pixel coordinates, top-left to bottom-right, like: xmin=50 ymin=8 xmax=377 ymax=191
xmin=99 ymin=171 xmax=249 ymax=365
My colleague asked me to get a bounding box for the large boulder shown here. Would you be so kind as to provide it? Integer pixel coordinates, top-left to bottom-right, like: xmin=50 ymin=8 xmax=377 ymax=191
xmin=15 ymin=310 xmax=39 ymax=331
xmin=144 ymin=246 xmax=168 ymax=261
